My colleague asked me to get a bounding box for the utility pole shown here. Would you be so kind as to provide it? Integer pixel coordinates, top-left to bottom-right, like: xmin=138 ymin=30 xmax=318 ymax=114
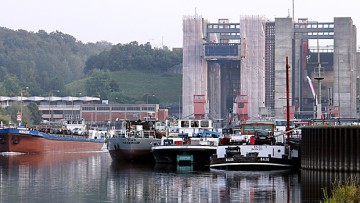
xmin=337 ymin=49 xmax=341 ymax=118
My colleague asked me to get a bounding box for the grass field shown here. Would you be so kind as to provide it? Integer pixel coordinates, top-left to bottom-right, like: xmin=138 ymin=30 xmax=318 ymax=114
xmin=65 ymin=70 xmax=182 ymax=106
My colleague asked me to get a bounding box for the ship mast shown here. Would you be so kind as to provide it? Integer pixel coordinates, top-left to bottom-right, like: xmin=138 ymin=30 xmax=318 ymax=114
xmin=286 ymin=56 xmax=291 ymax=142
xmin=314 ymin=31 xmax=324 ymax=119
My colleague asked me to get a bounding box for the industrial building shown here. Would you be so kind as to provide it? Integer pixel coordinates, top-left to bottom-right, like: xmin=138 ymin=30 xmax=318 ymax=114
xmin=0 ymin=96 xmax=167 ymax=124
xmin=182 ymin=15 xmax=358 ymax=123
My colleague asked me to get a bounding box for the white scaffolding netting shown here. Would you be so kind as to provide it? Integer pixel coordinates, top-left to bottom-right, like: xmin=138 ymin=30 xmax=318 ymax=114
xmin=182 ymin=15 xmax=208 ymax=118
xmin=240 ymin=15 xmax=266 ymax=119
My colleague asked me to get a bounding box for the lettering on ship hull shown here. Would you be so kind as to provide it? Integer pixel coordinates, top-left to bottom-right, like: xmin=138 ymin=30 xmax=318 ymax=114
xmin=122 ymin=141 xmax=140 ymax=144
xmin=122 ymin=139 xmax=140 ymax=144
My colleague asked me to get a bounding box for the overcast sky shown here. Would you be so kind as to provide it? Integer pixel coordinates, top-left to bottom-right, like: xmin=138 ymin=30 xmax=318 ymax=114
xmin=1 ymin=0 xmax=359 ymax=48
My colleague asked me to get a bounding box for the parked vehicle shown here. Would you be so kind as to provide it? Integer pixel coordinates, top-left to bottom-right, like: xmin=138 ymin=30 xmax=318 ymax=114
xmin=254 ymin=130 xmax=275 ymax=145
xmin=72 ymin=128 xmax=83 ymax=135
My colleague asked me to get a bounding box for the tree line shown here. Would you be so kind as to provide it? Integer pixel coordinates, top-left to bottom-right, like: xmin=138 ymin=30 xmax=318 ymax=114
xmin=0 ymin=27 xmax=183 ymax=125
xmin=0 ymin=27 xmax=111 ymax=96
xmin=84 ymin=41 xmax=182 ymax=73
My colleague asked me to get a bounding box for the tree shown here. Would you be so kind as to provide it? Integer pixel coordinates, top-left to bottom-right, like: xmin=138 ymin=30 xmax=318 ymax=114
xmin=142 ymin=94 xmax=159 ymax=104
xmin=27 ymin=102 xmax=43 ymax=125
xmin=1 ymin=102 xmax=42 ymax=126
xmin=108 ymin=92 xmax=135 ymax=104
xmin=0 ymin=66 xmax=8 ymax=80
xmin=0 ymin=27 xmax=111 ymax=97
xmin=109 ymin=80 xmax=120 ymax=92
xmin=3 ymin=75 xmax=20 ymax=96
xmin=0 ymin=113 xmax=11 ymax=126
xmin=85 ymin=69 xmax=111 ymax=99
xmin=83 ymin=41 xmax=182 ymax=73
xmin=3 ymin=103 xmax=21 ymax=124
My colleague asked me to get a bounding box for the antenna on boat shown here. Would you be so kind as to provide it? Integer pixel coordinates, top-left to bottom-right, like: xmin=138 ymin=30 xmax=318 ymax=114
xmin=285 ymin=56 xmax=291 ymax=143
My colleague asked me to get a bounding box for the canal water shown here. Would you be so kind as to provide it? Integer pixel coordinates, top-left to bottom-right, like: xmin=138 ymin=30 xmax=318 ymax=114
xmin=0 ymin=151 xmax=356 ymax=203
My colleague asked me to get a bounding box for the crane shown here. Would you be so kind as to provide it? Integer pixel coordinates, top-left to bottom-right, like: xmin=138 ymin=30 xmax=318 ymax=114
xmin=306 ymin=76 xmax=318 ymax=104
xmin=306 ymin=76 xmax=322 ymax=118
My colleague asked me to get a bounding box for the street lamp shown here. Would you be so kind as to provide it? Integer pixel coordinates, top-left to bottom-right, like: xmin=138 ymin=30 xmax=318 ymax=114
xmin=179 ymin=95 xmax=182 ymax=119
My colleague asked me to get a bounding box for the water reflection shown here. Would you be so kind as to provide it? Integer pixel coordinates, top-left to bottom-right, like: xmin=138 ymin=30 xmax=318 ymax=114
xmin=0 ymin=152 xmax=304 ymax=203
xmin=210 ymin=169 xmax=301 ymax=202
xmin=109 ymin=162 xmax=301 ymax=203
xmin=301 ymin=169 xmax=360 ymax=202
xmin=0 ymin=152 xmax=108 ymax=203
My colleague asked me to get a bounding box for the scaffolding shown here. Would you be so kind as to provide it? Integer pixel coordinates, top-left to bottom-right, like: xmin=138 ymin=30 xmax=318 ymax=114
xmin=240 ymin=15 xmax=266 ymax=119
xmin=182 ymin=15 xmax=208 ymax=118
xmin=182 ymin=15 xmax=267 ymax=121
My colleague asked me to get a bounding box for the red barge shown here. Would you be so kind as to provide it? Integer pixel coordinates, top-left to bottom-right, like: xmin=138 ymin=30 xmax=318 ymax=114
xmin=0 ymin=128 xmax=105 ymax=153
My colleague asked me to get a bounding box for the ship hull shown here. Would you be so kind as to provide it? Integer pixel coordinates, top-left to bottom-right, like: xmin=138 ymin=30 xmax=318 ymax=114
xmin=210 ymin=156 xmax=296 ymax=171
xmin=151 ymin=145 xmax=217 ymax=166
xmin=0 ymin=128 xmax=105 ymax=153
xmin=209 ymin=145 xmax=300 ymax=171
xmin=107 ymin=137 xmax=160 ymax=162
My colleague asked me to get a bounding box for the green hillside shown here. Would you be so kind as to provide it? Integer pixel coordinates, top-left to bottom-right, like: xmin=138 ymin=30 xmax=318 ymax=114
xmin=0 ymin=27 xmax=111 ymax=96
xmin=0 ymin=28 xmax=183 ymax=124
xmin=65 ymin=70 xmax=182 ymax=107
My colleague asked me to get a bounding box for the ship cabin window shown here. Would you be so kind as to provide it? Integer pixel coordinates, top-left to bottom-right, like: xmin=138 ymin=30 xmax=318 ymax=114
xmin=200 ymin=121 xmax=209 ymax=128
xmin=275 ymin=120 xmax=294 ymax=127
xmin=275 ymin=120 xmax=287 ymax=126
xmin=191 ymin=121 xmax=199 ymax=127
xmin=180 ymin=121 xmax=190 ymax=128
xmin=164 ymin=139 xmax=173 ymax=145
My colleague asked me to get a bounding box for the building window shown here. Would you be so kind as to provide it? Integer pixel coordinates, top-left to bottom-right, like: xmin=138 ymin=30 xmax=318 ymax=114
xmin=127 ymin=107 xmax=141 ymax=111
xmin=143 ymin=107 xmax=155 ymax=111
xmin=97 ymin=106 xmax=110 ymax=111
xmin=112 ymin=106 xmax=126 ymax=111
xmin=82 ymin=107 xmax=95 ymax=111
xmin=64 ymin=115 xmax=72 ymax=120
